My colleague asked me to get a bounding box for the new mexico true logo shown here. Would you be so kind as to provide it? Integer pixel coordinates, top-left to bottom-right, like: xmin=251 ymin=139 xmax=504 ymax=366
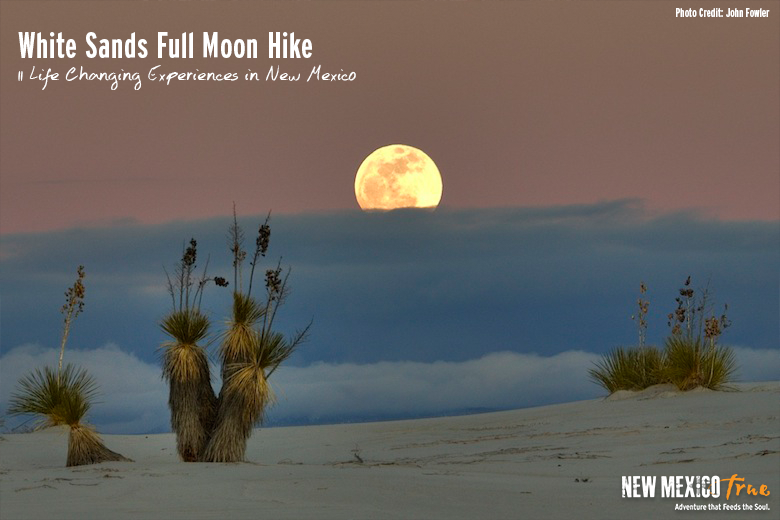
xmin=622 ymin=474 xmax=772 ymax=512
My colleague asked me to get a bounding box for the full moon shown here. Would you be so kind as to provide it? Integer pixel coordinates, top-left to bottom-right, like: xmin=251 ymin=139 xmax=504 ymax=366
xmin=354 ymin=144 xmax=443 ymax=211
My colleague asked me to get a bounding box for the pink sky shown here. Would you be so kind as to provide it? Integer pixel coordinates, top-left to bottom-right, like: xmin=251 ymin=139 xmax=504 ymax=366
xmin=1 ymin=1 xmax=778 ymax=234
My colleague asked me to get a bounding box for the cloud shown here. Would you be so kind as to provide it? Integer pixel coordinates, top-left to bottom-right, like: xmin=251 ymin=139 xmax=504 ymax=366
xmin=0 ymin=202 xmax=777 ymax=370
xmin=2 ymin=343 xmax=778 ymax=434
xmin=262 ymin=346 xmax=780 ymax=425
xmin=268 ymin=350 xmax=604 ymax=424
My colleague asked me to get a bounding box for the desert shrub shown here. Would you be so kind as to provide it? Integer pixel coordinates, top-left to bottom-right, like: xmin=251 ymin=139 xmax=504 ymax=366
xmin=663 ymin=335 xmax=736 ymax=391
xmin=7 ymin=267 xmax=129 ymax=466
xmin=591 ymin=277 xmax=737 ymax=394
xmin=589 ymin=346 xmax=665 ymax=393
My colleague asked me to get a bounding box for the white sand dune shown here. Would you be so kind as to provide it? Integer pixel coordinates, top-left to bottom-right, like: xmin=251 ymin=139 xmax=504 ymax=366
xmin=2 ymin=382 xmax=778 ymax=519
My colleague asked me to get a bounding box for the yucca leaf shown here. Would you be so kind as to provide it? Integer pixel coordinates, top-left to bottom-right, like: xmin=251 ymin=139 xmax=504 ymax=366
xmin=161 ymin=309 xmax=210 ymax=345
xmin=8 ymin=364 xmax=97 ymax=428
xmin=219 ymin=292 xmax=265 ymax=366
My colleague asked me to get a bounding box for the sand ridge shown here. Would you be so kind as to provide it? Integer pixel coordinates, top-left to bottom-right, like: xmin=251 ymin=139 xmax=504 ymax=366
xmin=1 ymin=382 xmax=778 ymax=519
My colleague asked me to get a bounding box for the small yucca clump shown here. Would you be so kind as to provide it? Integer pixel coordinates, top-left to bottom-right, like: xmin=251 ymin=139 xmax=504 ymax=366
xmin=664 ymin=276 xmax=736 ymax=391
xmin=664 ymin=336 xmax=736 ymax=391
xmin=589 ymin=346 xmax=665 ymax=393
xmin=8 ymin=364 xmax=130 ymax=467
xmin=591 ymin=277 xmax=738 ymax=395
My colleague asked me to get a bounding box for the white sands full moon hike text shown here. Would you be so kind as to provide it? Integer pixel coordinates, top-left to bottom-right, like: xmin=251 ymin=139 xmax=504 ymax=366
xmin=18 ymin=32 xmax=313 ymax=59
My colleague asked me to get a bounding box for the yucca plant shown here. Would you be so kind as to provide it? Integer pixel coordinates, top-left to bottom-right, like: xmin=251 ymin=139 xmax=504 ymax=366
xmin=161 ymin=309 xmax=217 ymax=462
xmin=203 ymin=325 xmax=304 ymax=462
xmin=8 ymin=364 xmax=130 ymax=466
xmin=7 ymin=266 xmax=129 ymax=467
xmin=201 ymin=293 xmax=264 ymax=463
xmin=664 ymin=276 xmax=736 ymax=390
xmin=664 ymin=335 xmax=736 ymax=390
xmin=163 ymin=210 xmax=308 ymax=463
xmin=592 ymin=277 xmax=738 ymax=395
xmin=160 ymin=239 xmax=225 ymax=462
xmin=199 ymin=211 xmax=308 ymax=462
xmin=589 ymin=346 xmax=665 ymax=393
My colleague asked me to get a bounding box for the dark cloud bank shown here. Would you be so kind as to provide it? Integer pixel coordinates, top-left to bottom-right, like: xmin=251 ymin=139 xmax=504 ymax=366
xmin=1 ymin=201 xmax=778 ymax=432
